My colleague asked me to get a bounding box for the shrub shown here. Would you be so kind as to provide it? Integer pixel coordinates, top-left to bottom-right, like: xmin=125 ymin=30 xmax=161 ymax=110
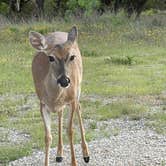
xmin=0 ymin=2 xmax=8 ymax=15
xmin=104 ymin=56 xmax=136 ymax=65
xmin=66 ymin=0 xmax=100 ymax=17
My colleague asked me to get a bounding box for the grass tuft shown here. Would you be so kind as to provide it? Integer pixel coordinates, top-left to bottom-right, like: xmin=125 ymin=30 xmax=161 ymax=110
xmin=82 ymin=100 xmax=148 ymax=121
xmin=104 ymin=56 xmax=136 ymax=65
xmin=146 ymin=112 xmax=166 ymax=134
xmin=0 ymin=144 xmax=32 ymax=164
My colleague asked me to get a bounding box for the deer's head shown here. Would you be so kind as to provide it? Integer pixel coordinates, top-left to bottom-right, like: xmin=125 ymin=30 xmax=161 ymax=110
xmin=29 ymin=27 xmax=78 ymax=88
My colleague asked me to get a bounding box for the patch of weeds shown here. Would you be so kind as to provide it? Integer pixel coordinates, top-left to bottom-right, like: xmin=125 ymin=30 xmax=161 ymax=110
xmin=89 ymin=121 xmax=97 ymax=130
xmin=102 ymin=130 xmax=111 ymax=138
xmin=163 ymin=106 xmax=166 ymax=111
xmin=85 ymin=130 xmax=97 ymax=142
xmin=146 ymin=112 xmax=166 ymax=134
xmin=147 ymin=121 xmax=165 ymax=134
xmin=109 ymin=11 xmax=129 ymax=27
xmin=0 ymin=98 xmax=25 ymax=119
xmin=104 ymin=56 xmax=136 ymax=65
xmin=111 ymin=128 xmax=120 ymax=136
xmin=151 ymin=18 xmax=163 ymax=27
xmin=123 ymin=30 xmax=145 ymax=42
xmin=99 ymin=125 xmax=120 ymax=137
xmin=9 ymin=27 xmax=19 ymax=33
xmin=0 ymin=144 xmax=32 ymax=164
xmin=81 ymin=100 xmax=101 ymax=119
xmin=161 ymin=160 xmax=166 ymax=166
xmin=81 ymin=49 xmax=100 ymax=57
xmin=81 ymin=100 xmax=148 ymax=121
xmin=97 ymin=102 xmax=147 ymax=121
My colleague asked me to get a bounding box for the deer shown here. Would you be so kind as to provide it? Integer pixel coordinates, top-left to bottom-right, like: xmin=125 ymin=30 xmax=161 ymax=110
xmin=29 ymin=26 xmax=89 ymax=166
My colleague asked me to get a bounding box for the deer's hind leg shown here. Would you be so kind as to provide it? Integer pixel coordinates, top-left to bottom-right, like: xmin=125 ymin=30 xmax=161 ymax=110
xmin=76 ymin=103 xmax=89 ymax=163
xmin=40 ymin=103 xmax=52 ymax=166
xmin=56 ymin=110 xmax=64 ymax=162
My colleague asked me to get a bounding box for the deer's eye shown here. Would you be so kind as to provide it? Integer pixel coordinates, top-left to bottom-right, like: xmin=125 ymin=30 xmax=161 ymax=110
xmin=70 ymin=55 xmax=75 ymax=61
xmin=48 ymin=56 xmax=55 ymax=62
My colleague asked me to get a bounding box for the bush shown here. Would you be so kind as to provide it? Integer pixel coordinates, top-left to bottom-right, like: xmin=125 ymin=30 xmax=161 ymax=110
xmin=145 ymin=0 xmax=166 ymax=10
xmin=0 ymin=2 xmax=8 ymax=15
xmin=104 ymin=56 xmax=136 ymax=65
xmin=66 ymin=0 xmax=101 ymax=17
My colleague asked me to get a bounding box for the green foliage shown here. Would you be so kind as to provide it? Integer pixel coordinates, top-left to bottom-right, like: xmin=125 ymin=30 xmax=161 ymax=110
xmin=44 ymin=0 xmax=56 ymax=17
xmin=146 ymin=112 xmax=166 ymax=134
xmin=89 ymin=121 xmax=97 ymax=129
xmin=104 ymin=56 xmax=136 ymax=65
xmin=81 ymin=49 xmax=100 ymax=57
xmin=0 ymin=2 xmax=8 ymax=15
xmin=0 ymin=0 xmax=166 ymax=19
xmin=145 ymin=0 xmax=166 ymax=10
xmin=66 ymin=0 xmax=100 ymax=16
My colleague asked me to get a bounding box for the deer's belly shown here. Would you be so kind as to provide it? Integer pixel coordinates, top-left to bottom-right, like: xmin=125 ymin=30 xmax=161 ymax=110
xmin=53 ymin=98 xmax=74 ymax=112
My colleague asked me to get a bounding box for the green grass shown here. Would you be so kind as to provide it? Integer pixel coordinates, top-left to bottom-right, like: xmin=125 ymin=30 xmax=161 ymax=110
xmin=146 ymin=111 xmax=166 ymax=134
xmin=81 ymin=100 xmax=148 ymax=120
xmin=0 ymin=144 xmax=32 ymax=164
xmin=0 ymin=12 xmax=166 ymax=163
xmin=0 ymin=13 xmax=166 ymax=96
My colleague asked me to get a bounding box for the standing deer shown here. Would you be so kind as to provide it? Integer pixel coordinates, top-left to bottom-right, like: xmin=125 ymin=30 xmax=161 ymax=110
xmin=29 ymin=26 xmax=89 ymax=166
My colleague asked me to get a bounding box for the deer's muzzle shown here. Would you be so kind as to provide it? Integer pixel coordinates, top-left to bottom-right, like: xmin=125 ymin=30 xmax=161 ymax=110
xmin=57 ymin=75 xmax=70 ymax=88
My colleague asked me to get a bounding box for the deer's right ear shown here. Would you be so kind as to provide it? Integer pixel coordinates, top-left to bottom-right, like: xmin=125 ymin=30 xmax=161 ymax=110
xmin=29 ymin=31 xmax=47 ymax=50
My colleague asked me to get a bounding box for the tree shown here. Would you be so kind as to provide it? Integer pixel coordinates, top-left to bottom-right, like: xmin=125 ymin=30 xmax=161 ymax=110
xmin=35 ymin=0 xmax=44 ymax=17
xmin=115 ymin=0 xmax=148 ymax=18
xmin=101 ymin=0 xmax=148 ymax=18
xmin=0 ymin=0 xmax=45 ymax=17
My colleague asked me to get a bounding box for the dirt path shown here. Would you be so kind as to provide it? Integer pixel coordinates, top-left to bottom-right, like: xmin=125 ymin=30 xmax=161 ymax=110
xmin=9 ymin=119 xmax=166 ymax=166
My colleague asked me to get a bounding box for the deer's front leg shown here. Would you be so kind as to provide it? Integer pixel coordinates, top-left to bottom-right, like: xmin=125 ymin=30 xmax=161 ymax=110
xmin=56 ymin=110 xmax=63 ymax=162
xmin=67 ymin=102 xmax=77 ymax=166
xmin=76 ymin=103 xmax=90 ymax=163
xmin=40 ymin=103 xmax=52 ymax=166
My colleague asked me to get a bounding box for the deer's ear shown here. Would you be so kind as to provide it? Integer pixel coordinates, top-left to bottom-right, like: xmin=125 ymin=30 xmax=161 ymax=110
xmin=29 ymin=31 xmax=47 ymax=50
xmin=67 ymin=26 xmax=78 ymax=43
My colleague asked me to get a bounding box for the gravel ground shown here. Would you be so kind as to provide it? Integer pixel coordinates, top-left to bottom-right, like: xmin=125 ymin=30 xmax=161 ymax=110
xmin=0 ymin=127 xmax=30 ymax=146
xmin=9 ymin=119 xmax=166 ymax=166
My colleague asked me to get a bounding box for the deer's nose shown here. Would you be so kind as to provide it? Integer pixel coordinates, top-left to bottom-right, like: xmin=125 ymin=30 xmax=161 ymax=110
xmin=57 ymin=75 xmax=70 ymax=88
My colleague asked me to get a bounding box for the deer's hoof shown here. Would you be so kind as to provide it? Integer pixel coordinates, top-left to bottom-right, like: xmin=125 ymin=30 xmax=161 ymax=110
xmin=84 ymin=156 xmax=90 ymax=163
xmin=56 ymin=156 xmax=63 ymax=162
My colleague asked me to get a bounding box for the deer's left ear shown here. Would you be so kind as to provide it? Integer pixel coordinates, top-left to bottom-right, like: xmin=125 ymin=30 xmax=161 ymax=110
xmin=67 ymin=26 xmax=78 ymax=43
